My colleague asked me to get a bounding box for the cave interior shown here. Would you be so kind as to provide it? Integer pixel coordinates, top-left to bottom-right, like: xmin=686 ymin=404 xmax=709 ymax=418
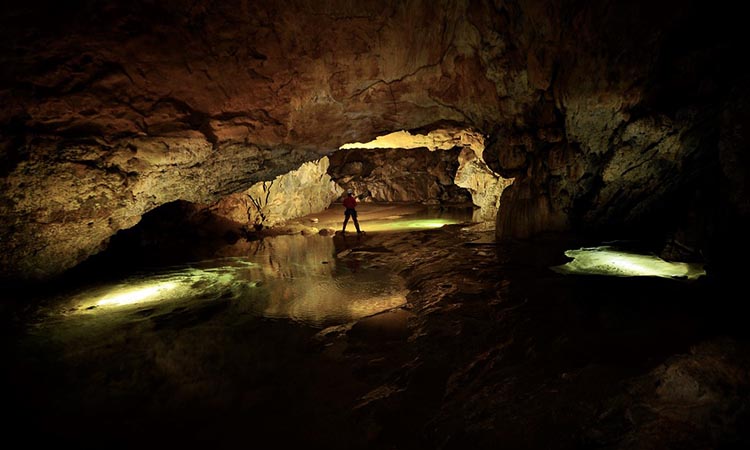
xmin=1 ymin=1 xmax=749 ymax=449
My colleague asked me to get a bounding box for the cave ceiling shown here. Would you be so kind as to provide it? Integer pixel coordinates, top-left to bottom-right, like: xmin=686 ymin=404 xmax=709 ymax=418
xmin=0 ymin=0 xmax=745 ymax=280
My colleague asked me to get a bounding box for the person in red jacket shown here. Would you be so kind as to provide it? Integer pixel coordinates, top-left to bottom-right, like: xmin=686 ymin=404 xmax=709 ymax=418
xmin=342 ymin=189 xmax=362 ymax=234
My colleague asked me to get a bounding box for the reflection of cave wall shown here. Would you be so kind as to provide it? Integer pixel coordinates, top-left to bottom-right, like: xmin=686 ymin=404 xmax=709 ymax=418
xmin=328 ymin=147 xmax=472 ymax=205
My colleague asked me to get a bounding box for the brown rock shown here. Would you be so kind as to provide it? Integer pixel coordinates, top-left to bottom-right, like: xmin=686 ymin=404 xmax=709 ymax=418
xmin=0 ymin=0 xmax=745 ymax=278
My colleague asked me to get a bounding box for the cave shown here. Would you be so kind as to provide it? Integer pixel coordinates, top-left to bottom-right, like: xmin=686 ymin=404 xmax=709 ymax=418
xmin=1 ymin=1 xmax=749 ymax=449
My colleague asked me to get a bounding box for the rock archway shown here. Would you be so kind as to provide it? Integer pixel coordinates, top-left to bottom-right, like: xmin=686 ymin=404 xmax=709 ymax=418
xmin=1 ymin=0 xmax=747 ymax=280
xmin=203 ymin=125 xmax=510 ymax=232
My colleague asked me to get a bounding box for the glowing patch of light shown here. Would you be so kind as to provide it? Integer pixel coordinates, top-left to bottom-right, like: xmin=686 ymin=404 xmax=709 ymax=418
xmin=362 ymin=218 xmax=459 ymax=232
xmin=95 ymin=281 xmax=180 ymax=307
xmin=551 ymin=246 xmax=706 ymax=280
xmin=405 ymin=219 xmax=451 ymax=228
xmin=66 ymin=262 xmax=255 ymax=314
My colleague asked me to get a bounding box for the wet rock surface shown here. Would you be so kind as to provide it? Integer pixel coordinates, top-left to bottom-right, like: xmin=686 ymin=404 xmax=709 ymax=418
xmin=3 ymin=220 xmax=748 ymax=449
xmin=330 ymin=228 xmax=749 ymax=449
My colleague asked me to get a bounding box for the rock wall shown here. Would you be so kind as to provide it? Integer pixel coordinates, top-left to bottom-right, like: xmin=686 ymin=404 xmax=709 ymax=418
xmin=0 ymin=0 xmax=746 ymax=279
xmin=211 ymin=157 xmax=342 ymax=228
xmin=328 ymin=147 xmax=471 ymax=205
xmin=2 ymin=0 xmax=517 ymax=279
xmin=482 ymin=1 xmax=747 ymax=255
xmin=454 ymin=147 xmax=514 ymax=223
xmin=336 ymin=126 xmax=513 ymax=222
xmin=0 ymin=135 xmax=318 ymax=279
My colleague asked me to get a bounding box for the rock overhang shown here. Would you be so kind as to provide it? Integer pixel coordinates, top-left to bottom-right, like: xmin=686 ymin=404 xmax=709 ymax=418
xmin=0 ymin=0 xmax=746 ymax=280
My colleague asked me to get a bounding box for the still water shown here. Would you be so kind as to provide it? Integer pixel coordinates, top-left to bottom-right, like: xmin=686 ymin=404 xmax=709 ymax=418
xmin=5 ymin=208 xmax=470 ymax=449
xmin=35 ymin=235 xmax=405 ymax=331
xmin=28 ymin=205 xmax=475 ymax=332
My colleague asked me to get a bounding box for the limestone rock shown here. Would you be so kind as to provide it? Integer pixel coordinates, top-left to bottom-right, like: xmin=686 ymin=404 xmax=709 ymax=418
xmin=495 ymin=180 xmax=567 ymax=240
xmin=319 ymin=228 xmax=336 ymax=237
xmin=211 ymin=157 xmax=342 ymax=229
xmin=336 ymin=126 xmax=512 ymax=223
xmin=0 ymin=0 xmax=746 ymax=279
xmin=1 ymin=0 xmax=521 ymax=279
xmin=328 ymin=147 xmax=471 ymax=205
xmin=0 ymin=134 xmax=318 ymax=279
xmin=454 ymin=147 xmax=514 ymax=223
xmin=601 ymin=338 xmax=750 ymax=449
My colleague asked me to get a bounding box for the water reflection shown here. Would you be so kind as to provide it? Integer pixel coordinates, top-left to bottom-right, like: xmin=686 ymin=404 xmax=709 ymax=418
xmin=361 ymin=217 xmax=466 ymax=232
xmin=52 ymin=234 xmax=405 ymax=328
xmin=341 ymin=204 xmax=475 ymax=233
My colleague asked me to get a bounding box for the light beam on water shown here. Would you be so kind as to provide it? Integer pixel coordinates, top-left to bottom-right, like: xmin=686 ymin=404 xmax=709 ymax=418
xmin=551 ymin=246 xmax=706 ymax=280
xmin=363 ymin=218 xmax=460 ymax=232
xmin=53 ymin=235 xmax=406 ymax=327
xmin=95 ymin=281 xmax=180 ymax=307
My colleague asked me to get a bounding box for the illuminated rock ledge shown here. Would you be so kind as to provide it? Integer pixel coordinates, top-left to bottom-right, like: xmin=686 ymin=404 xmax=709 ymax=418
xmin=551 ymin=246 xmax=706 ymax=280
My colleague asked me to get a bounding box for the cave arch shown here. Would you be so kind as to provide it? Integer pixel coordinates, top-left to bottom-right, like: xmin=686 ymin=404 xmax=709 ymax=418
xmin=0 ymin=0 xmax=747 ymax=282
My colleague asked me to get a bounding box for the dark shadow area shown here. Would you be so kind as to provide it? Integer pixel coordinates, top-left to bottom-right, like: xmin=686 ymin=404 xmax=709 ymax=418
xmin=69 ymin=200 xmax=250 ymax=279
xmin=0 ymin=201 xmax=252 ymax=325
xmin=2 ymin=224 xmax=749 ymax=450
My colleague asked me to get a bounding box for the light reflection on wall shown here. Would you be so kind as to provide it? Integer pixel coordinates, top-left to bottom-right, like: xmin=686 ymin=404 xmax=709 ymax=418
xmin=551 ymin=246 xmax=706 ymax=280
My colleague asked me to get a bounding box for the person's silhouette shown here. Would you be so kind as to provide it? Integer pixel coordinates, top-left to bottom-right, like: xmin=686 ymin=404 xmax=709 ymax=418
xmin=342 ymin=189 xmax=362 ymax=234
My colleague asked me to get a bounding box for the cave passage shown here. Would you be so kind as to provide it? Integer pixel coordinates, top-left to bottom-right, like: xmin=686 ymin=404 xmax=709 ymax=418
xmin=297 ymin=202 xmax=475 ymax=234
xmin=28 ymin=206 xmax=473 ymax=328
xmin=2 ymin=0 xmax=749 ymax=447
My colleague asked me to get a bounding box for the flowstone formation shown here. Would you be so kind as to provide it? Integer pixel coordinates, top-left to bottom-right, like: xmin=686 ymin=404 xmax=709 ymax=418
xmin=1 ymin=0 xmax=746 ymax=279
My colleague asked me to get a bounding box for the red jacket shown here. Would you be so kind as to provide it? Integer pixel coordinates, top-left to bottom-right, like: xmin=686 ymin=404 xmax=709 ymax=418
xmin=343 ymin=195 xmax=357 ymax=209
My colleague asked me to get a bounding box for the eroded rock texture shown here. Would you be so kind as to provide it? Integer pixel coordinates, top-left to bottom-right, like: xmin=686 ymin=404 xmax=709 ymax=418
xmin=0 ymin=0 xmax=746 ymax=279
xmin=328 ymin=147 xmax=471 ymax=205
xmin=484 ymin=1 xmax=747 ymax=259
xmin=338 ymin=127 xmax=513 ymax=223
xmin=455 ymin=147 xmax=514 ymax=223
xmin=212 ymin=157 xmax=342 ymax=228
xmin=1 ymin=0 xmax=515 ymax=279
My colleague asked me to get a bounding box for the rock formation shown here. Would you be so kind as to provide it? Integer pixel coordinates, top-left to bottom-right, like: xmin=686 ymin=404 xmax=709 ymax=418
xmin=211 ymin=157 xmax=342 ymax=229
xmin=0 ymin=0 xmax=746 ymax=279
xmin=336 ymin=127 xmax=513 ymax=223
xmin=455 ymin=147 xmax=514 ymax=223
xmin=328 ymin=147 xmax=471 ymax=205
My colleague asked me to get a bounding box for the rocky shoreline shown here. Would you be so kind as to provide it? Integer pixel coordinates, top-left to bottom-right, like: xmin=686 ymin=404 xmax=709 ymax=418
xmin=3 ymin=223 xmax=748 ymax=449
xmin=325 ymin=224 xmax=750 ymax=449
